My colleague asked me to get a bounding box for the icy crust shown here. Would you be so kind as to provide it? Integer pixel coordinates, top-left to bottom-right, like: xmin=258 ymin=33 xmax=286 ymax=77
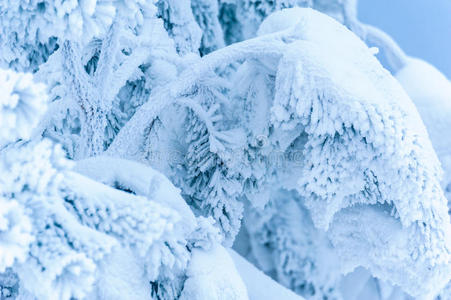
xmin=395 ymin=58 xmax=451 ymax=297
xmin=63 ymin=172 xmax=192 ymax=300
xmin=63 ymin=172 xmax=182 ymax=261
xmin=396 ymin=58 xmax=451 ymax=164
xmin=273 ymin=36 xmax=442 ymax=230
xmin=74 ymin=156 xmax=243 ymax=300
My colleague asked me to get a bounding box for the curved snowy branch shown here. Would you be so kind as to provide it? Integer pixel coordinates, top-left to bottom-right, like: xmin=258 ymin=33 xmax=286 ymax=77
xmin=107 ymin=31 xmax=288 ymax=159
xmin=360 ymin=24 xmax=408 ymax=72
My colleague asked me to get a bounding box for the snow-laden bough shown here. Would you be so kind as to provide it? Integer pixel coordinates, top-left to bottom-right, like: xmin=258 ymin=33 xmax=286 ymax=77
xmin=108 ymin=8 xmax=451 ymax=298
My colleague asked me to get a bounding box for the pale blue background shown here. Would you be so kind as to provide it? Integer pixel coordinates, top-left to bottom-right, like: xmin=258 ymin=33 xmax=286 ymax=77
xmin=359 ymin=0 xmax=451 ymax=78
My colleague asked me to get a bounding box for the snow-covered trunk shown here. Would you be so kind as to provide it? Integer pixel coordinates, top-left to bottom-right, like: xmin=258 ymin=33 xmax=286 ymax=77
xmin=61 ymin=41 xmax=106 ymax=158
xmin=62 ymin=21 xmax=123 ymax=159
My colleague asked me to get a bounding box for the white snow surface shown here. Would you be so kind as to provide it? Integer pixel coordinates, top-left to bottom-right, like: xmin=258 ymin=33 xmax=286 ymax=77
xmin=74 ymin=155 xmax=196 ymax=232
xmin=396 ymin=57 xmax=451 ymax=189
xmin=228 ymin=249 xmax=305 ymax=300
xmin=180 ymin=245 xmax=249 ymax=300
xmin=85 ymin=246 xmax=151 ymax=300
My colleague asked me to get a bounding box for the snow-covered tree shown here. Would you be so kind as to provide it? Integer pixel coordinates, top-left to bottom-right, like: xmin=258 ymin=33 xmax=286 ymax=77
xmin=1 ymin=1 xmax=451 ymax=299
xmin=0 ymin=68 xmax=247 ymax=299
xmin=107 ymin=6 xmax=451 ymax=299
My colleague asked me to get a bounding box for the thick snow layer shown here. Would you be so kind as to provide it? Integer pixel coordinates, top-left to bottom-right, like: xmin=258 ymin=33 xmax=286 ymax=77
xmin=180 ymin=245 xmax=249 ymax=300
xmin=74 ymin=155 xmax=196 ymax=233
xmin=228 ymin=249 xmax=305 ymax=300
xmin=65 ymin=171 xmax=181 ymax=257
xmin=85 ymin=246 xmax=151 ymax=300
xmin=257 ymin=8 xmax=451 ymax=298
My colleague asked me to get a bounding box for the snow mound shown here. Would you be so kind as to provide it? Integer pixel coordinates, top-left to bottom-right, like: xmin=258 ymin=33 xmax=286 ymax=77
xmin=180 ymin=245 xmax=249 ymax=300
xmin=228 ymin=249 xmax=305 ymax=300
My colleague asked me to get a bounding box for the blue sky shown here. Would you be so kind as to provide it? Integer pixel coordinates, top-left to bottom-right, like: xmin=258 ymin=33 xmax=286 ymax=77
xmin=359 ymin=0 xmax=451 ymax=78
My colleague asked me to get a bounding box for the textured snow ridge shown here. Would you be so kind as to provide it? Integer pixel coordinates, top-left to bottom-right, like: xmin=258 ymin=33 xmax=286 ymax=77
xmin=329 ymin=205 xmax=450 ymax=299
xmin=74 ymin=155 xmax=197 ymax=232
